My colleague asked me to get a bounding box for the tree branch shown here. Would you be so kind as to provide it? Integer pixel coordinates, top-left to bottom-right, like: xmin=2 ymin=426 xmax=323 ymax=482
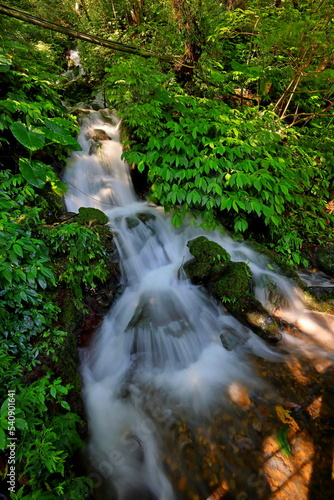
xmin=0 ymin=3 xmax=174 ymax=63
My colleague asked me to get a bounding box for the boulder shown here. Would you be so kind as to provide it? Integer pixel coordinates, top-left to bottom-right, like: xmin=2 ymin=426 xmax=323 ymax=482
xmin=184 ymin=236 xmax=231 ymax=283
xmin=77 ymin=206 xmax=109 ymax=225
xmin=91 ymin=129 xmax=111 ymax=142
xmin=88 ymin=128 xmax=111 ymax=155
xmin=185 ymin=237 xmax=282 ymax=344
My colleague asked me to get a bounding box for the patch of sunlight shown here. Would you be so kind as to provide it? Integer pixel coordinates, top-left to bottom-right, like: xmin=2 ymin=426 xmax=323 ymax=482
xmin=34 ymin=41 xmax=52 ymax=53
xmin=263 ymin=432 xmax=314 ymax=499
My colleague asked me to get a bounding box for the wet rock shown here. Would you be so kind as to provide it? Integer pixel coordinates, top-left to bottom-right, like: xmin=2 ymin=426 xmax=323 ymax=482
xmin=77 ymin=206 xmax=109 ymax=225
xmin=184 ymin=236 xmax=231 ymax=283
xmin=95 ymin=224 xmax=116 ymax=252
xmin=88 ymin=128 xmax=112 ymax=155
xmin=70 ymin=107 xmax=93 ymax=121
xmin=317 ymin=246 xmax=334 ymax=275
xmin=185 ymin=237 xmax=282 ymax=343
xmin=58 ymin=211 xmax=77 ymax=221
xmin=100 ymin=108 xmax=119 ymax=125
xmin=92 ymin=129 xmax=111 ymax=142
xmin=220 ymin=328 xmax=248 ymax=351
xmin=245 ymin=308 xmax=282 ymax=342
xmin=125 ymin=216 xmax=140 ymax=229
xmin=211 ymin=262 xmax=282 ymax=343
xmin=137 ymin=212 xmax=156 ymax=223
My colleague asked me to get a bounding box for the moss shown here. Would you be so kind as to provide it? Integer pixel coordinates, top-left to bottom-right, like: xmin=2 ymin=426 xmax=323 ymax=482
xmin=210 ymin=261 xmax=251 ymax=302
xmin=184 ymin=236 xmax=282 ymax=343
xmin=317 ymin=247 xmax=334 ymax=275
xmin=184 ymin=236 xmax=231 ymax=283
xmin=77 ymin=206 xmax=109 ymax=225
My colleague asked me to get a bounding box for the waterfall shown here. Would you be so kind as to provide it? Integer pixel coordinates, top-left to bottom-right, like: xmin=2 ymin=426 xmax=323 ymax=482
xmin=64 ymin=110 xmax=334 ymax=500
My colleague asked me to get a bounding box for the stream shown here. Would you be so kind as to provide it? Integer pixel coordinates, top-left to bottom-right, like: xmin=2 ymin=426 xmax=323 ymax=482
xmin=64 ymin=110 xmax=334 ymax=500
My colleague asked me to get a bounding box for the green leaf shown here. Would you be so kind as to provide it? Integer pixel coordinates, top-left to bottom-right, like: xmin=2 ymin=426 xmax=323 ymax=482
xmin=2 ymin=268 xmax=12 ymax=283
xmin=0 ymin=427 xmax=6 ymax=450
xmin=10 ymin=122 xmax=45 ymax=151
xmin=0 ymin=50 xmax=11 ymax=73
xmin=15 ymin=418 xmax=28 ymax=431
xmin=37 ymin=275 xmax=47 ymax=289
xmin=15 ymin=269 xmax=26 ymax=282
xmin=43 ymin=127 xmax=82 ymax=150
xmin=9 ymin=249 xmax=19 ymax=265
xmin=19 ymin=158 xmax=47 ymax=188
xmin=60 ymin=401 xmax=71 ymax=411
xmin=13 ymin=243 xmax=23 ymax=258
xmin=276 ymin=428 xmax=291 ymax=457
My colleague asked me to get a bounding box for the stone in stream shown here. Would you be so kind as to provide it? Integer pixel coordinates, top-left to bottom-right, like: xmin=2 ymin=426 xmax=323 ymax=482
xmin=88 ymin=128 xmax=112 ymax=155
xmin=184 ymin=236 xmax=282 ymax=344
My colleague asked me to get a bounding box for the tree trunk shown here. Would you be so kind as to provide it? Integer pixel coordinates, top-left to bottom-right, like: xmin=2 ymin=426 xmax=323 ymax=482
xmin=171 ymin=0 xmax=204 ymax=83
xmin=226 ymin=0 xmax=246 ymax=10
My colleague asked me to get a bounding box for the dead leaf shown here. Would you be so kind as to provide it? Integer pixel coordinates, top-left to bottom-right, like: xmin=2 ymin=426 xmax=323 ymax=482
xmin=275 ymin=405 xmax=300 ymax=432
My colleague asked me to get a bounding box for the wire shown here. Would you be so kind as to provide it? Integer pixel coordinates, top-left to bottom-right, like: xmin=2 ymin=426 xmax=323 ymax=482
xmin=65 ymin=179 xmax=121 ymax=207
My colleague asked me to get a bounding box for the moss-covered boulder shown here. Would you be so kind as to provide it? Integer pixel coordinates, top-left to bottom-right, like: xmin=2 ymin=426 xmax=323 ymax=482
xmin=185 ymin=237 xmax=282 ymax=344
xmin=210 ymin=261 xmax=282 ymax=343
xmin=184 ymin=236 xmax=231 ymax=283
xmin=209 ymin=261 xmax=251 ymax=301
xmin=77 ymin=206 xmax=109 ymax=226
xmin=317 ymin=247 xmax=334 ymax=275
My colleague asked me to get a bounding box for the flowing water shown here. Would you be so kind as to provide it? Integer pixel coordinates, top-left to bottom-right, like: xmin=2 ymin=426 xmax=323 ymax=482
xmin=64 ymin=110 xmax=334 ymax=500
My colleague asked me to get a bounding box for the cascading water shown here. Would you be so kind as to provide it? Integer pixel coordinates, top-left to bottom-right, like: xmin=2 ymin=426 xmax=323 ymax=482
xmin=64 ymin=110 xmax=334 ymax=500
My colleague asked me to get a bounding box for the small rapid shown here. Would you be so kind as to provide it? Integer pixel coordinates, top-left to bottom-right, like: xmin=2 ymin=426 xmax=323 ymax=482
xmin=64 ymin=110 xmax=334 ymax=500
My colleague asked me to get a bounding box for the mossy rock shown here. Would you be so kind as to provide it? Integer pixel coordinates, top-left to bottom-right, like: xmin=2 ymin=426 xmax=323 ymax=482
xmin=184 ymin=237 xmax=282 ymax=343
xmin=209 ymin=261 xmax=252 ymax=302
xmin=317 ymin=247 xmax=334 ymax=275
xmin=184 ymin=236 xmax=231 ymax=283
xmin=77 ymin=207 xmax=109 ymax=225
xmin=225 ymin=294 xmax=282 ymax=343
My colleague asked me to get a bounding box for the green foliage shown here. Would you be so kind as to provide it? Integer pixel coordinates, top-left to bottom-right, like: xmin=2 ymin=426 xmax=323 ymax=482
xmin=0 ymin=171 xmax=65 ymax=365
xmin=104 ymin=45 xmax=333 ymax=266
xmin=106 ymin=55 xmax=172 ymax=139
xmin=44 ymin=221 xmax=109 ymax=305
xmin=0 ymin=47 xmax=81 ymax=193
xmin=0 ymin=367 xmax=91 ymax=498
xmin=0 ymin=49 xmax=96 ymax=498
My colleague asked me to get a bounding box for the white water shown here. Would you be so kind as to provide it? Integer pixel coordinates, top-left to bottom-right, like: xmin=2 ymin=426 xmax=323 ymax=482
xmin=64 ymin=110 xmax=334 ymax=499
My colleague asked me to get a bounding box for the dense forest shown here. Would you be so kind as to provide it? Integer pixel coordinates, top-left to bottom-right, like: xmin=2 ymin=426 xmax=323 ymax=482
xmin=0 ymin=1 xmax=334 ymax=499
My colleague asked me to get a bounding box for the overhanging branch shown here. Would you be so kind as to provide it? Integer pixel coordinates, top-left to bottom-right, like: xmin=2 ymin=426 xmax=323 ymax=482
xmin=0 ymin=3 xmax=174 ymax=63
